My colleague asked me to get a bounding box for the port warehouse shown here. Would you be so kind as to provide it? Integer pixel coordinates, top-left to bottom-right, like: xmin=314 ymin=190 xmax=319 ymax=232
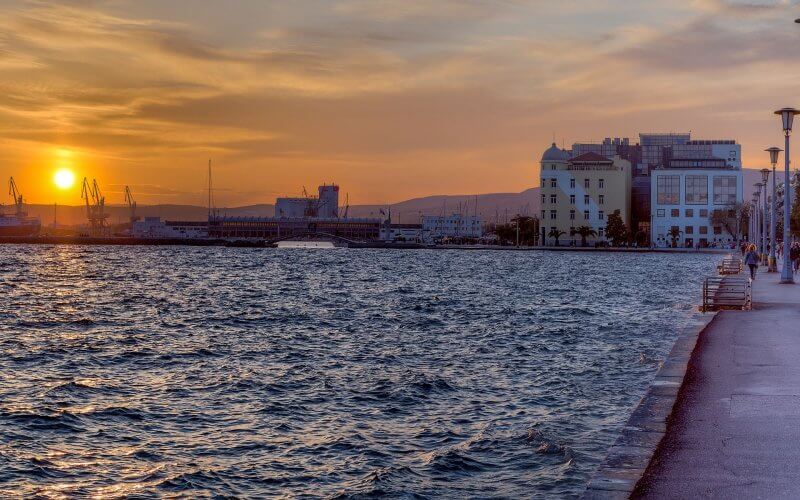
xmin=208 ymin=217 xmax=381 ymax=241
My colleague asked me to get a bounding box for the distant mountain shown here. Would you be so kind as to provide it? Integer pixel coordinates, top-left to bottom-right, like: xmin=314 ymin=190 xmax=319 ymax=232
xmin=13 ymin=170 xmax=766 ymax=228
xmin=15 ymin=188 xmax=542 ymax=227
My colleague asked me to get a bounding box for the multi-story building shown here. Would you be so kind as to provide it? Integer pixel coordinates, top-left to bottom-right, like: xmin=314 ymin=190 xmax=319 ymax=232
xmin=422 ymin=214 xmax=483 ymax=240
xmin=539 ymin=143 xmax=631 ymax=246
xmin=650 ymin=158 xmax=743 ymax=248
xmin=571 ymin=133 xmax=742 ymax=241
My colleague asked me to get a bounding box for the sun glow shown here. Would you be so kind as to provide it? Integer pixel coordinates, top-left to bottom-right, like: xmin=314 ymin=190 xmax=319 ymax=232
xmin=54 ymin=168 xmax=76 ymax=190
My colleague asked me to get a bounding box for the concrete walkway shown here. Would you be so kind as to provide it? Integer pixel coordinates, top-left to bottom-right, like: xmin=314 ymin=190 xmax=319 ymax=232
xmin=635 ymin=265 xmax=800 ymax=498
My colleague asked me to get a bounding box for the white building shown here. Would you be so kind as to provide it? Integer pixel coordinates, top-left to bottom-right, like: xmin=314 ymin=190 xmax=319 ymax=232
xmin=422 ymin=214 xmax=483 ymax=240
xmin=132 ymin=217 xmax=208 ymax=239
xmin=380 ymin=223 xmax=428 ymax=242
xmin=650 ymin=158 xmax=743 ymax=248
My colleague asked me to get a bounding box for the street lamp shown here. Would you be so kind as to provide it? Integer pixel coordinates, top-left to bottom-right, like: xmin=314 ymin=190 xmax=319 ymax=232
xmin=775 ymin=107 xmax=800 ymax=283
xmin=761 ymin=168 xmax=771 ymax=265
xmin=755 ymin=184 xmax=763 ymax=257
xmin=765 ymin=147 xmax=782 ymax=272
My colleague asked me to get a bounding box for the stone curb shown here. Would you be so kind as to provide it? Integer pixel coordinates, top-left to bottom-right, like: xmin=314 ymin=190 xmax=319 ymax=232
xmin=581 ymin=312 xmax=718 ymax=499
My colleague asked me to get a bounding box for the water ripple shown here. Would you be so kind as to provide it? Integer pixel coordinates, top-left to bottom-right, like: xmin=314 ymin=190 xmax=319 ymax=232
xmin=0 ymin=246 xmax=715 ymax=497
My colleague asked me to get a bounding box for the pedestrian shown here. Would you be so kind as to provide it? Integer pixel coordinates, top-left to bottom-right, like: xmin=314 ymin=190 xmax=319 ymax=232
xmin=745 ymin=244 xmax=760 ymax=280
xmin=791 ymin=243 xmax=800 ymax=272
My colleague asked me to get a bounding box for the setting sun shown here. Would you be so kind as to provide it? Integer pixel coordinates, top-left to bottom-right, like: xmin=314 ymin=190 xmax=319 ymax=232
xmin=53 ymin=168 xmax=75 ymax=190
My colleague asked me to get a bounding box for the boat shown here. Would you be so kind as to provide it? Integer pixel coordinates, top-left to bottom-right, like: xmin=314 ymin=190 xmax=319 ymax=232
xmin=0 ymin=177 xmax=41 ymax=237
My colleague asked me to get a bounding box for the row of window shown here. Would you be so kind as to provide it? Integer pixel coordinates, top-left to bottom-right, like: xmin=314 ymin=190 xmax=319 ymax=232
xmin=656 ymin=175 xmax=737 ymax=205
xmin=541 ymin=210 xmax=607 ymax=220
xmin=544 ymin=178 xmax=606 ymax=189
xmin=664 ymin=225 xmax=723 ymax=236
xmin=541 ymin=194 xmax=606 ymax=205
xmin=549 ymin=227 xmax=606 ymax=238
xmin=656 ymin=208 xmax=711 ymax=218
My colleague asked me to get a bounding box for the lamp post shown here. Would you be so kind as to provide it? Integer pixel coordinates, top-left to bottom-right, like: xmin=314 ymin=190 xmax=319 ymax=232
xmin=755 ymin=185 xmax=763 ymax=256
xmin=766 ymin=147 xmax=782 ymax=272
xmin=761 ymin=168 xmax=771 ymax=265
xmin=775 ymin=108 xmax=800 ymax=283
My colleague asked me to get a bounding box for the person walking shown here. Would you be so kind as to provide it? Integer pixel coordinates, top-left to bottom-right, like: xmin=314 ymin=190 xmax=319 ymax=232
xmin=791 ymin=242 xmax=800 ymax=272
xmin=745 ymin=244 xmax=760 ymax=280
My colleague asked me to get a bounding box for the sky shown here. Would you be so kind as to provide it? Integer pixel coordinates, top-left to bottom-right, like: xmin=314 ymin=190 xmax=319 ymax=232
xmin=1 ymin=0 xmax=799 ymax=206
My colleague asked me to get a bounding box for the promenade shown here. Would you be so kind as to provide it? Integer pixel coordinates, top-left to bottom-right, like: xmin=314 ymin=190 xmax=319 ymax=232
xmin=635 ymin=265 xmax=800 ymax=498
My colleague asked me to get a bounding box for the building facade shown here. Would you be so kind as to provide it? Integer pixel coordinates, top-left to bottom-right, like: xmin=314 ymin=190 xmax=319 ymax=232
xmin=422 ymin=214 xmax=483 ymax=240
xmin=650 ymin=162 xmax=743 ymax=248
xmin=132 ymin=217 xmax=208 ymax=239
xmin=539 ymin=144 xmax=631 ymax=246
xmin=570 ymin=133 xmax=742 ymax=240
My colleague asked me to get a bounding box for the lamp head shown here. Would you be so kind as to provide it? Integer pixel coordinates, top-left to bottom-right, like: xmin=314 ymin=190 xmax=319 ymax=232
xmin=761 ymin=168 xmax=771 ymax=182
xmin=765 ymin=146 xmax=782 ymax=166
xmin=774 ymin=107 xmax=800 ymax=133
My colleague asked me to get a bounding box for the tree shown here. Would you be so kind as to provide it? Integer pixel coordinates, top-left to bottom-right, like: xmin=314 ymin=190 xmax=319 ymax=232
xmin=710 ymin=202 xmax=748 ymax=243
xmin=604 ymin=210 xmax=629 ymax=247
xmin=667 ymin=227 xmax=683 ymax=248
xmin=791 ymin=170 xmax=800 ymax=233
xmin=548 ymin=227 xmax=566 ymax=246
xmin=570 ymin=225 xmax=597 ymax=247
xmin=492 ymin=216 xmax=539 ymax=246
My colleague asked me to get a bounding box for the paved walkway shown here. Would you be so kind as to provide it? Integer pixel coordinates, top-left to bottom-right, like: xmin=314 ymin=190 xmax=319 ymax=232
xmin=635 ymin=265 xmax=800 ymax=498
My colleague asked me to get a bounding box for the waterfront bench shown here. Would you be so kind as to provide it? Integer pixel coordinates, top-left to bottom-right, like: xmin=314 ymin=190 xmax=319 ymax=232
xmin=717 ymin=257 xmax=743 ymax=275
xmin=702 ymin=275 xmax=751 ymax=312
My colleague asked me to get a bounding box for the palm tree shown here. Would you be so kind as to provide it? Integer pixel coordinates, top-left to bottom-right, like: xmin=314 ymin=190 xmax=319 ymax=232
xmin=570 ymin=225 xmax=597 ymax=247
xmin=667 ymin=227 xmax=683 ymax=248
xmin=547 ymin=228 xmax=566 ymax=246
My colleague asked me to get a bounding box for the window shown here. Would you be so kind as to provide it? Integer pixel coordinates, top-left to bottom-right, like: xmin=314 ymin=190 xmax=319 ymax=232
xmin=583 ymin=210 xmax=589 ymax=220
xmin=599 ymin=211 xmax=605 ymax=220
xmin=541 ymin=210 xmax=545 ymax=220
xmin=570 ymin=194 xmax=575 ymax=204
xmin=713 ymin=176 xmax=737 ymax=205
xmin=570 ymin=210 xmax=575 ymax=220
xmin=550 ymin=179 xmax=557 ymax=188
xmin=713 ymin=226 xmax=722 ymax=235
xmin=541 ymin=194 xmax=546 ymax=204
xmin=685 ymin=209 xmax=693 ymax=218
xmin=550 ymin=194 xmax=557 ymax=204
xmin=599 ymin=179 xmax=605 ymax=189
xmin=685 ymin=226 xmax=694 ymax=234
xmin=657 ymin=209 xmax=665 ymax=217
xmin=685 ymin=175 xmax=708 ymax=205
xmin=599 ymin=195 xmax=604 ymax=205
xmin=699 ymin=226 xmax=708 ymax=235
xmin=584 ymin=179 xmax=590 ymax=189
xmin=671 ymin=209 xmax=679 ymax=217
xmin=700 ymin=209 xmax=708 ymax=218
xmin=598 ymin=228 xmax=604 ymax=238
xmin=550 ymin=210 xmax=557 ymax=220
xmin=551 ymin=164 xmax=556 ymax=170
xmin=570 ymin=178 xmax=576 ymax=189
xmin=584 ymin=195 xmax=590 ymax=204
xmin=657 ymin=175 xmax=680 ymax=205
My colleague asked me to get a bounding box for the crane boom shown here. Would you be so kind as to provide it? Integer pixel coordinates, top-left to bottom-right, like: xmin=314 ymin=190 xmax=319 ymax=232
xmin=8 ymin=177 xmax=24 ymax=216
xmin=124 ymin=185 xmax=139 ymax=223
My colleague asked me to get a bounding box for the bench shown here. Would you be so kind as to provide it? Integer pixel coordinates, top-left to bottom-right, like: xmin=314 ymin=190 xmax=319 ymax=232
xmin=717 ymin=257 xmax=743 ymax=275
xmin=702 ymin=275 xmax=751 ymax=312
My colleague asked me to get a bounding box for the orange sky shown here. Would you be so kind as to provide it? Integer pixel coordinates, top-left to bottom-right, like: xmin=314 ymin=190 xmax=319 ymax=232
xmin=1 ymin=0 xmax=799 ymax=207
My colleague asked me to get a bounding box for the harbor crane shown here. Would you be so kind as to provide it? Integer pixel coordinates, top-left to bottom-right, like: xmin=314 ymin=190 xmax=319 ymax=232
xmin=124 ymin=185 xmax=139 ymax=224
xmin=8 ymin=177 xmax=26 ymax=216
xmin=81 ymin=177 xmax=108 ymax=236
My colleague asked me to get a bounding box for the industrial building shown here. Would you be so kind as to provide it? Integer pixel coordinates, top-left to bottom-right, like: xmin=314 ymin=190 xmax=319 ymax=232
xmin=208 ymin=217 xmax=380 ymax=241
xmin=132 ymin=217 xmax=208 ymax=239
xmin=276 ymin=185 xmax=339 ymax=218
